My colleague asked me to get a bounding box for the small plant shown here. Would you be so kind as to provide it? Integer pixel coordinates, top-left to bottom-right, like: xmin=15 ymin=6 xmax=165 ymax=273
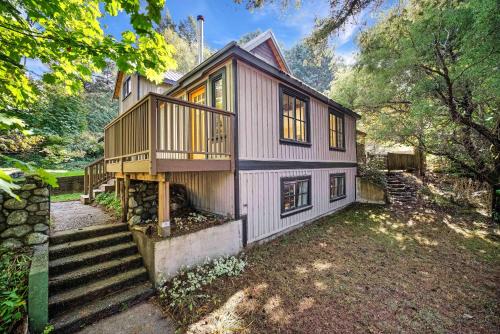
xmin=43 ymin=324 xmax=54 ymax=334
xmin=0 ymin=248 xmax=31 ymax=333
xmin=95 ymin=192 xmax=121 ymax=217
xmin=159 ymin=256 xmax=246 ymax=322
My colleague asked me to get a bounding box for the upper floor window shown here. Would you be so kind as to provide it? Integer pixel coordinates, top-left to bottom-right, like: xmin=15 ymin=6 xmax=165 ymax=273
xmin=330 ymin=173 xmax=346 ymax=201
xmin=281 ymin=175 xmax=312 ymax=217
xmin=210 ymin=69 xmax=226 ymax=139
xmin=189 ymin=85 xmax=206 ymax=105
xmin=329 ymin=110 xmax=345 ymax=150
xmin=122 ymin=76 xmax=132 ymax=100
xmin=279 ymin=85 xmax=310 ymax=146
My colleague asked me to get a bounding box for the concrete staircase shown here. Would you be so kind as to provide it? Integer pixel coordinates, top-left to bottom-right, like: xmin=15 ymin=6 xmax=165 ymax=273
xmin=80 ymin=178 xmax=116 ymax=204
xmin=386 ymin=172 xmax=418 ymax=205
xmin=48 ymin=223 xmax=153 ymax=333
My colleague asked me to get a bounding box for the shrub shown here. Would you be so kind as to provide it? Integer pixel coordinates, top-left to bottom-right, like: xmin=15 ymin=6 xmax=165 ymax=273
xmin=358 ymin=157 xmax=387 ymax=188
xmin=95 ymin=192 xmax=121 ymax=217
xmin=0 ymin=248 xmax=31 ymax=333
xmin=159 ymin=256 xmax=246 ymax=322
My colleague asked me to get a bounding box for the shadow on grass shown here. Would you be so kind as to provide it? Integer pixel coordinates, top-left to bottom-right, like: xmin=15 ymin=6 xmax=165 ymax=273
xmin=167 ymin=204 xmax=499 ymax=333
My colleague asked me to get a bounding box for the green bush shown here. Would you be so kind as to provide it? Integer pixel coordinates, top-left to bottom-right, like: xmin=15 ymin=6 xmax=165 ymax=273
xmin=358 ymin=157 xmax=387 ymax=188
xmin=159 ymin=256 xmax=246 ymax=323
xmin=95 ymin=192 xmax=121 ymax=217
xmin=0 ymin=248 xmax=31 ymax=333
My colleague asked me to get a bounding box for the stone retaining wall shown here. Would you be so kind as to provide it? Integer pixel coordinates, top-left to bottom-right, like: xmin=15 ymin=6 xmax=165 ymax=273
xmin=0 ymin=177 xmax=50 ymax=249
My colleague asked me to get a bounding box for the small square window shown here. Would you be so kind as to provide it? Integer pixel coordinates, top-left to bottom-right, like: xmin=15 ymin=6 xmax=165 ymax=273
xmin=330 ymin=173 xmax=346 ymax=201
xmin=281 ymin=176 xmax=312 ymax=217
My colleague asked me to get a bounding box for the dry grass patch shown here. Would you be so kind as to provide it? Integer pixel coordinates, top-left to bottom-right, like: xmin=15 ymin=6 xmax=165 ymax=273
xmin=164 ymin=204 xmax=499 ymax=333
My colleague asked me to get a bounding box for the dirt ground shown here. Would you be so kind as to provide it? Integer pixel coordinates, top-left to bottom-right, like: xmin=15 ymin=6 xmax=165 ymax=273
xmin=168 ymin=203 xmax=499 ymax=333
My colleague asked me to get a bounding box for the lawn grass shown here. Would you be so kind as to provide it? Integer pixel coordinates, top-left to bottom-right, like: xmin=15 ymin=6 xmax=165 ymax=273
xmin=48 ymin=169 xmax=84 ymax=177
xmin=164 ymin=204 xmax=499 ymax=333
xmin=51 ymin=193 xmax=81 ymax=202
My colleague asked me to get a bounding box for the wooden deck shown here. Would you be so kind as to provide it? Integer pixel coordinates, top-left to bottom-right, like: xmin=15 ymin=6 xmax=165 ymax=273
xmin=104 ymin=93 xmax=234 ymax=174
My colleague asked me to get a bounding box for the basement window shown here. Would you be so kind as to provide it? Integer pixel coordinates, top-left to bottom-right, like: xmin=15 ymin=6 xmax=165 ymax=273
xmin=281 ymin=175 xmax=312 ymax=217
xmin=329 ymin=173 xmax=346 ymax=202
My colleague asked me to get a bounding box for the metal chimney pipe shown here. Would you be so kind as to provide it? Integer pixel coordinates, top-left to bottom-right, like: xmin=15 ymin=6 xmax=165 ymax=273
xmin=197 ymin=15 xmax=204 ymax=64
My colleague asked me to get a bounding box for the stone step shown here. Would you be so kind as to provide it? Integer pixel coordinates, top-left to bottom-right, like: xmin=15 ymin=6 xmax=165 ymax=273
xmin=99 ymin=184 xmax=115 ymax=193
xmin=49 ymin=231 xmax=133 ymax=260
xmin=49 ymin=254 xmax=143 ymax=295
xmin=49 ymin=242 xmax=137 ymax=276
xmin=50 ymin=282 xmax=154 ymax=334
xmin=49 ymin=267 xmax=149 ymax=318
xmin=50 ymin=223 xmax=128 ymax=245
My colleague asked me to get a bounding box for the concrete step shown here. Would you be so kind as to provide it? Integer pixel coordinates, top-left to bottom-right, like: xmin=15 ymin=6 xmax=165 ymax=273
xmin=49 ymin=267 xmax=149 ymax=318
xmin=99 ymin=184 xmax=115 ymax=193
xmin=50 ymin=223 xmax=128 ymax=245
xmin=50 ymin=282 xmax=154 ymax=334
xmin=49 ymin=242 xmax=137 ymax=276
xmin=80 ymin=194 xmax=91 ymax=205
xmin=49 ymin=231 xmax=133 ymax=260
xmin=49 ymin=254 xmax=143 ymax=294
xmin=93 ymin=189 xmax=105 ymax=197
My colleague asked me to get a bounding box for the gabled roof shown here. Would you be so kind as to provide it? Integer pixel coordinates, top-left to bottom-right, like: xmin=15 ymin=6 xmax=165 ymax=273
xmin=241 ymin=30 xmax=291 ymax=74
xmin=167 ymin=40 xmax=361 ymax=120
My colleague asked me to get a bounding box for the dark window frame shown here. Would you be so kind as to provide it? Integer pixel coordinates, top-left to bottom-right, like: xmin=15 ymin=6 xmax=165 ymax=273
xmin=329 ymin=109 xmax=346 ymax=151
xmin=122 ymin=76 xmax=132 ymax=100
xmin=209 ymin=68 xmax=227 ymax=140
xmin=279 ymin=84 xmax=311 ymax=147
xmin=280 ymin=175 xmax=313 ymax=217
xmin=329 ymin=173 xmax=346 ymax=202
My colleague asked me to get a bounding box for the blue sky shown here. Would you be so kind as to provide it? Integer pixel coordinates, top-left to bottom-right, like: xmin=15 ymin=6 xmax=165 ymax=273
xmin=100 ymin=0 xmax=395 ymax=66
xmin=28 ymin=0 xmax=394 ymax=75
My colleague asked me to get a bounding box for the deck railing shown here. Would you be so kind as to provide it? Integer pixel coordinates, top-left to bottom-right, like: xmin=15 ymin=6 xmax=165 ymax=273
xmin=84 ymin=158 xmax=112 ymax=200
xmin=104 ymin=93 xmax=234 ymax=173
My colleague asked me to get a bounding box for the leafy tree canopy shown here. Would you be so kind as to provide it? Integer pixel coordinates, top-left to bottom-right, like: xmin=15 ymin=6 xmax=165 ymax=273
xmin=331 ymin=0 xmax=499 ymax=186
xmin=0 ymin=0 xmax=176 ymax=111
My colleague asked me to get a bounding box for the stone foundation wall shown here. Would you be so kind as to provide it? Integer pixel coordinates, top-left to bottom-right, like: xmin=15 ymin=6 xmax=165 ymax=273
xmin=127 ymin=181 xmax=158 ymax=226
xmin=0 ymin=177 xmax=50 ymax=249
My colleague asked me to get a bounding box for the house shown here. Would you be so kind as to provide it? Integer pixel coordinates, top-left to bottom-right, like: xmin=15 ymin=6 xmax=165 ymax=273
xmin=91 ymin=29 xmax=359 ymax=249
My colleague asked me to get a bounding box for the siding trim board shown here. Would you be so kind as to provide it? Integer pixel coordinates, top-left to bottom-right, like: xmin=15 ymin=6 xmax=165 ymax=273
xmin=232 ymin=58 xmax=241 ymax=221
xmin=239 ymin=160 xmax=357 ymax=170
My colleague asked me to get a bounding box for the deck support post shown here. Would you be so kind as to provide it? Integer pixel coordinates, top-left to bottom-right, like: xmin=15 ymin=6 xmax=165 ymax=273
xmin=122 ymin=174 xmax=130 ymax=223
xmin=158 ymin=180 xmax=171 ymax=237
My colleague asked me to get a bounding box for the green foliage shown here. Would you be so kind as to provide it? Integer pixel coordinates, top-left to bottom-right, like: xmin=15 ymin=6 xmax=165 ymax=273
xmin=358 ymin=157 xmax=387 ymax=188
xmin=95 ymin=192 xmax=121 ymax=217
xmin=159 ymin=256 xmax=246 ymax=322
xmin=0 ymin=248 xmax=31 ymax=333
xmin=43 ymin=324 xmax=55 ymax=334
xmin=285 ymin=40 xmax=335 ymax=93
xmin=331 ymin=0 xmax=499 ymax=186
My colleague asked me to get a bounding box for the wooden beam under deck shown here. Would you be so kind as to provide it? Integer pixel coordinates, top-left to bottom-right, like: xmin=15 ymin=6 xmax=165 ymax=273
xmin=107 ymin=159 xmax=231 ymax=174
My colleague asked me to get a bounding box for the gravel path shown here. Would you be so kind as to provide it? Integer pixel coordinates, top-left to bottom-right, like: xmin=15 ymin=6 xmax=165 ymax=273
xmin=76 ymin=299 xmax=176 ymax=334
xmin=50 ymin=201 xmax=116 ymax=232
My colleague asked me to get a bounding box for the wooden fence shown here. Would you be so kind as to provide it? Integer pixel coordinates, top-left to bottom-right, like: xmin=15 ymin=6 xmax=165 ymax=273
xmin=387 ymin=153 xmax=419 ymax=172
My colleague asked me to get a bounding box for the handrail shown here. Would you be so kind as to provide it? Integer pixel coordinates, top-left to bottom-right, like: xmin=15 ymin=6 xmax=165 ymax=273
xmin=105 ymin=93 xmax=234 ymax=130
xmin=83 ymin=157 xmax=112 ymax=201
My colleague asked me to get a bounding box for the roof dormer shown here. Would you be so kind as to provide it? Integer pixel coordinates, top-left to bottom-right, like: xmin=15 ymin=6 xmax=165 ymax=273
xmin=241 ymin=30 xmax=290 ymax=74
